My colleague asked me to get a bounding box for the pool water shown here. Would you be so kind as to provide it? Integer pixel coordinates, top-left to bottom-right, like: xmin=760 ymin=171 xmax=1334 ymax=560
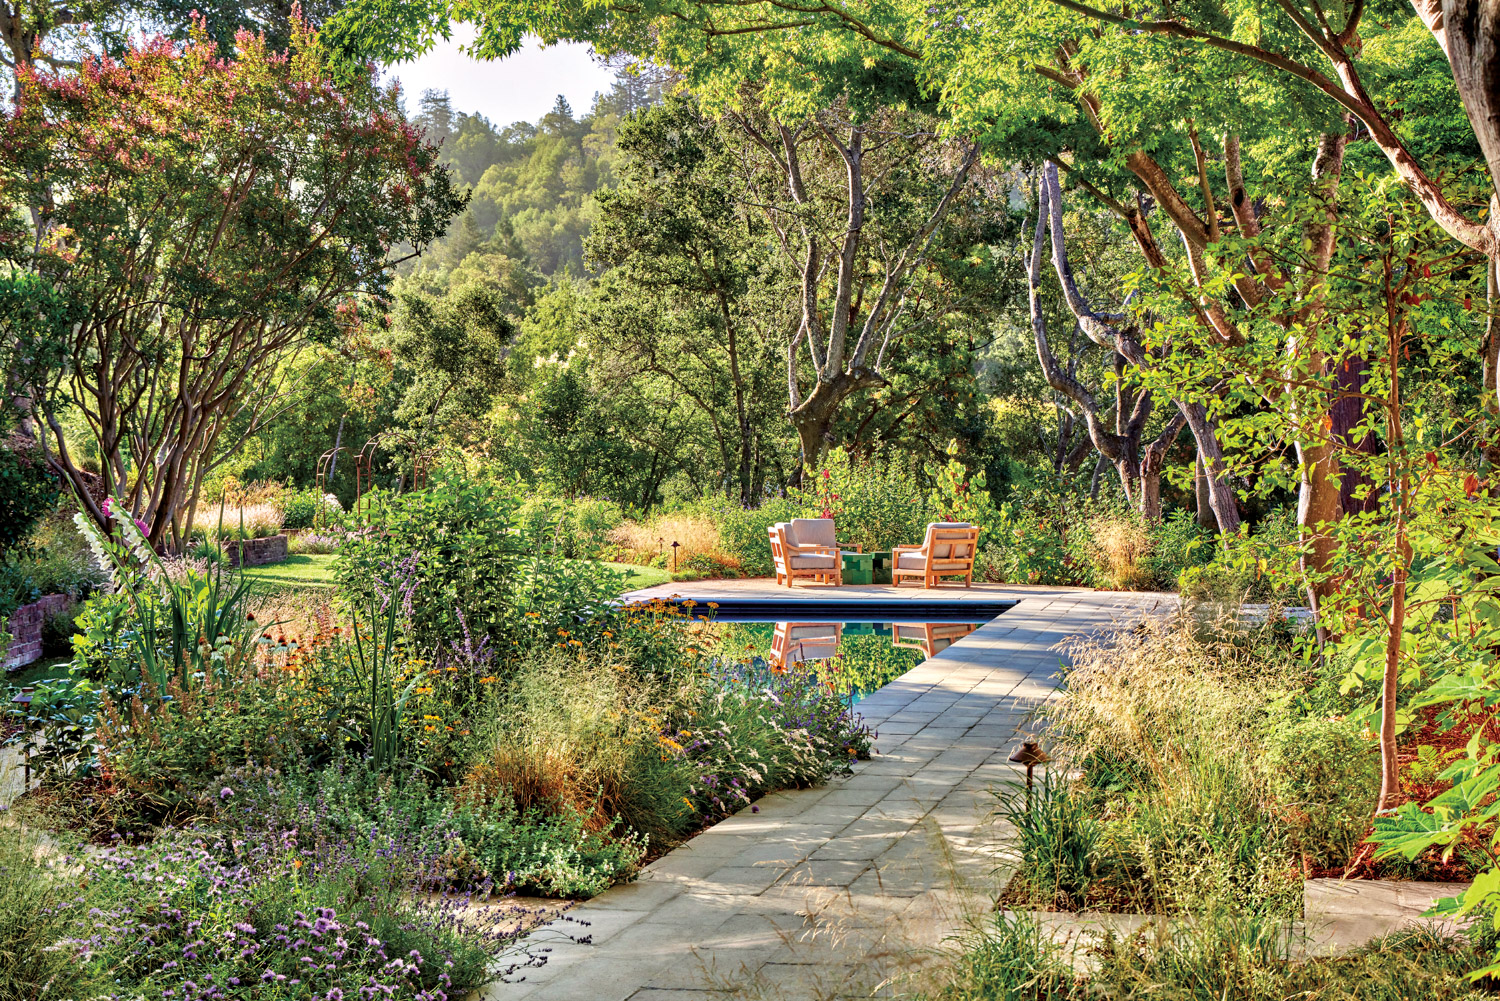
xmin=706 ymin=620 xmax=985 ymax=703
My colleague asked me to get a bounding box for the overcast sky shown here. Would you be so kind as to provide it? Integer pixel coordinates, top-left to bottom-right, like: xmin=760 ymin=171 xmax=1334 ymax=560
xmin=387 ymin=30 xmax=618 ymax=127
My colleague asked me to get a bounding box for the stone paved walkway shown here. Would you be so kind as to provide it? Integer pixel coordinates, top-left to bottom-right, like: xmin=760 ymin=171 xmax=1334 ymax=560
xmin=480 ymin=583 xmax=1175 ymax=1001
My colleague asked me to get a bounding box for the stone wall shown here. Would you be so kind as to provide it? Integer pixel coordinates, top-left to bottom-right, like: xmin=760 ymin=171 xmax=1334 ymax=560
xmin=226 ymin=534 xmax=288 ymax=567
xmin=3 ymin=593 xmax=73 ymax=669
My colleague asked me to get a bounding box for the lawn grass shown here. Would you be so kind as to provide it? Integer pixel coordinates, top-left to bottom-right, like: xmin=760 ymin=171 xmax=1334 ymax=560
xmin=239 ymin=554 xmax=672 ymax=597
xmin=602 ymin=562 xmax=673 ymax=592
xmin=240 ymin=553 xmax=338 ymax=593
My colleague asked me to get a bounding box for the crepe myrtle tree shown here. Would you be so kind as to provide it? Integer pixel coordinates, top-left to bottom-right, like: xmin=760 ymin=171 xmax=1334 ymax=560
xmin=0 ymin=18 xmax=465 ymax=550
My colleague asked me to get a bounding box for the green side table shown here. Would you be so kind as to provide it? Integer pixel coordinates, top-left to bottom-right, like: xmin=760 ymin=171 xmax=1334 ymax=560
xmin=870 ymin=550 xmax=893 ymax=585
xmin=841 ymin=550 xmax=874 ymax=585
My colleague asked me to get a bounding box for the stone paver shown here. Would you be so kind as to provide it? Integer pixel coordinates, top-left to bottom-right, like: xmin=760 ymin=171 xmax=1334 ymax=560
xmin=480 ymin=583 xmax=1173 ymax=1001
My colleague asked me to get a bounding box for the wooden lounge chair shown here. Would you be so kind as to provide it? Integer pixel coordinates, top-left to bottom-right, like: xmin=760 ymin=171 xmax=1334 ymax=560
xmin=892 ymin=522 xmax=980 ymax=588
xmin=767 ymin=518 xmax=844 ymax=587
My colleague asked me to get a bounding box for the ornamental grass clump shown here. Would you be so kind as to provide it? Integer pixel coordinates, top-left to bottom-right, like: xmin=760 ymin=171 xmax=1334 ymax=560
xmin=0 ymin=820 xmax=103 ymax=1000
xmin=1016 ymin=611 xmax=1309 ymax=916
xmin=193 ymin=502 xmax=286 ymax=541
xmin=459 ymin=652 xmax=694 ymax=843
xmin=609 ymin=513 xmax=723 ymax=566
xmin=1087 ymin=513 xmax=1156 ymax=590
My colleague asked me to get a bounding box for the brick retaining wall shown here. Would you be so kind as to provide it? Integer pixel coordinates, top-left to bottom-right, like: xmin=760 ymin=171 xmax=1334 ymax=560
xmin=3 ymin=593 xmax=73 ymax=669
xmin=226 ymin=534 xmax=288 ymax=567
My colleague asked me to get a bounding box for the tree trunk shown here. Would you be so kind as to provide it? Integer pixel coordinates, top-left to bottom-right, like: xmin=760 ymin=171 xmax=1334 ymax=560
xmin=1194 ymin=453 xmax=1217 ymax=530
xmin=1297 ymin=434 xmax=1342 ymax=604
xmin=789 ymin=370 xmax=880 ymax=471
xmin=1332 ymin=352 xmax=1379 ymax=514
xmin=1138 ymin=459 xmax=1164 ymax=523
xmin=1177 ymin=401 xmax=1241 ymax=534
xmin=1378 ymin=273 xmax=1413 ymax=814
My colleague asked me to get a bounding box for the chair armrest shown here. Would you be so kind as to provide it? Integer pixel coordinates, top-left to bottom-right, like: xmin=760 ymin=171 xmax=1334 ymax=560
xmin=892 ymin=544 xmax=923 ymax=553
xmin=838 ymin=540 xmax=862 ymax=552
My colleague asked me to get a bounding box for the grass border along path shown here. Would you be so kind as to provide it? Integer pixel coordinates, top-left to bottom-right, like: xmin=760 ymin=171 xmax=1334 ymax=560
xmin=241 ymin=554 xmax=673 ymax=596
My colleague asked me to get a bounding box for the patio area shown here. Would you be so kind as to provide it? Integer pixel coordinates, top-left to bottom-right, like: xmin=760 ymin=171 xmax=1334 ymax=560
xmin=483 ymin=582 xmax=1176 ymax=1000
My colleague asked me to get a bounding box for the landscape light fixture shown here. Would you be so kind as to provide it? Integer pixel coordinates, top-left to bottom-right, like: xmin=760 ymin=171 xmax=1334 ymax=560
xmin=671 ymin=540 xmax=680 ymax=571
xmin=11 ymin=687 xmax=34 ymax=785
xmin=1008 ymin=738 xmax=1050 ymax=789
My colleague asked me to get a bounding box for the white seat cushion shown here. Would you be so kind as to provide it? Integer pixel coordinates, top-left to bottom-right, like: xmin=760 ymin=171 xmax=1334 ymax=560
xmin=896 ymin=553 xmax=926 ymax=570
xmin=789 ymin=555 xmax=837 ymax=569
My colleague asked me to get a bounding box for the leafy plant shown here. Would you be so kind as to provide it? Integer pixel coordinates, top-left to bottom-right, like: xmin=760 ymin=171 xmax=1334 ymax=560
xmin=335 ymin=474 xmax=524 ymax=645
xmin=331 ymin=555 xmax=425 ymax=770
xmin=1262 ymin=715 xmax=1380 ymax=869
xmin=994 ymin=774 xmax=1103 ymax=910
xmin=0 ymin=442 xmax=59 ymax=554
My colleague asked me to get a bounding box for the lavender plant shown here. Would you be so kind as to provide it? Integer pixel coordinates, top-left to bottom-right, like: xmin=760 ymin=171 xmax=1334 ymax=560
xmin=64 ymin=828 xmax=535 ymax=1000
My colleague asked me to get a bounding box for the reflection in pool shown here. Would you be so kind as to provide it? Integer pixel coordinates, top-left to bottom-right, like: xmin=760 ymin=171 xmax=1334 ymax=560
xmin=708 ymin=620 xmax=982 ymax=704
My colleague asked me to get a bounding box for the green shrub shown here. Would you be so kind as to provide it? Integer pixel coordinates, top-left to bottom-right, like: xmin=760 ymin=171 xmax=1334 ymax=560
xmin=0 ymin=442 xmax=60 ymax=553
xmin=40 ymin=603 xmax=77 ymax=656
xmin=280 ymin=486 xmax=338 ymax=529
xmin=569 ymin=496 xmax=625 ymax=557
xmin=981 ymin=504 xmax=1087 ymax=585
xmin=335 ymin=474 xmax=525 ymax=644
xmin=0 ymin=553 xmax=40 ymax=622
xmin=1262 ymin=715 xmax=1379 ymax=869
xmin=806 ymin=447 xmax=933 ymax=553
xmin=95 ymin=665 xmax=340 ymax=830
xmin=516 ymin=495 xmax=569 ymax=553
xmin=1113 ymin=752 xmax=1302 ymax=916
xmin=69 ymin=587 xmax=159 ymax=689
xmin=461 ymin=652 xmax=694 ymax=843
xmin=1144 ymin=510 xmax=1215 ymax=589
xmin=926 ymin=447 xmax=1002 ymax=551
xmin=516 ymin=495 xmax=626 ymax=559
xmin=1181 ymin=506 xmax=1305 ymax=604
xmin=0 ymin=821 xmax=103 ymax=1000
xmin=4 ymin=674 xmax=100 ymax=779
xmin=1088 ymin=923 xmax=1490 ymax=1000
xmin=215 ymin=759 xmax=648 ymax=898
xmin=714 ymin=495 xmax=804 ymax=576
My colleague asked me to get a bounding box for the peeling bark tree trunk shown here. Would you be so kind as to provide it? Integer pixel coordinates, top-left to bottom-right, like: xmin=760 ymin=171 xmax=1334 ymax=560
xmin=1332 ymin=352 xmax=1380 ymax=514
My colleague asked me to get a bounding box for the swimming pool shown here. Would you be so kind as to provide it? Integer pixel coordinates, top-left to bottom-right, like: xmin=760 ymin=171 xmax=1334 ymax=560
xmin=706 ymin=618 xmax=989 ymax=703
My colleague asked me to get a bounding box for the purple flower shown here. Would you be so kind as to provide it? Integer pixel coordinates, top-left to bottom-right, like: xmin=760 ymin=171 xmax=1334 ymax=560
xmin=219 ymin=787 xmax=234 ymax=800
